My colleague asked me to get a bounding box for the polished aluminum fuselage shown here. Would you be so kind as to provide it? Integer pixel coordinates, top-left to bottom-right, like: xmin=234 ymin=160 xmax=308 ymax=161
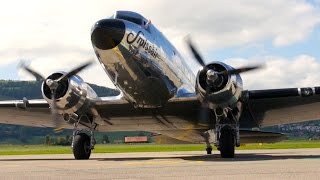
xmin=92 ymin=13 xmax=195 ymax=107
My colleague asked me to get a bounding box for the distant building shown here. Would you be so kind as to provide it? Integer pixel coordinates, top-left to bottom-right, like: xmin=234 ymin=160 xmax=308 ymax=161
xmin=124 ymin=136 xmax=148 ymax=143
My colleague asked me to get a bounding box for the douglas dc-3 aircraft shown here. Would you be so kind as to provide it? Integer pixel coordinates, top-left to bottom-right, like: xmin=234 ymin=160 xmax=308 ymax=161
xmin=1 ymin=10 xmax=320 ymax=159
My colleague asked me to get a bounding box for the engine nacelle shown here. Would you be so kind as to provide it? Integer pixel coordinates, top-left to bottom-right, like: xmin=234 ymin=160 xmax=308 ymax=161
xmin=196 ymin=62 xmax=243 ymax=110
xmin=42 ymin=72 xmax=98 ymax=115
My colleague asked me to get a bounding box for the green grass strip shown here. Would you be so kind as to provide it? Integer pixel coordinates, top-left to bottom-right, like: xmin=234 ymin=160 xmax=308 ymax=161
xmin=0 ymin=141 xmax=319 ymax=155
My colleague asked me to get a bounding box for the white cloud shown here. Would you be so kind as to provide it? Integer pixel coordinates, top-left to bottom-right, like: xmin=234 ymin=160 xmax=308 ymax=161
xmin=0 ymin=0 xmax=319 ymax=89
xmin=224 ymin=55 xmax=320 ymax=90
xmin=150 ymin=0 xmax=320 ymax=49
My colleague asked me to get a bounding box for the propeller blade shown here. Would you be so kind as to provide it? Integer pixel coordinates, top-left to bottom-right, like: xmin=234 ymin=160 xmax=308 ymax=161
xmin=50 ymin=89 xmax=59 ymax=127
xmin=186 ymin=37 xmax=206 ymax=67
xmin=218 ymin=65 xmax=262 ymax=75
xmin=50 ymin=88 xmax=63 ymax=132
xmin=20 ymin=62 xmax=45 ymax=81
xmin=57 ymin=60 xmax=93 ymax=82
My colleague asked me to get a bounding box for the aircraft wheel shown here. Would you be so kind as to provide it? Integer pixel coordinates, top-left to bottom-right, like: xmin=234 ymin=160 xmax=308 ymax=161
xmin=219 ymin=127 xmax=235 ymax=158
xmin=73 ymin=133 xmax=91 ymax=160
xmin=206 ymin=147 xmax=213 ymax=154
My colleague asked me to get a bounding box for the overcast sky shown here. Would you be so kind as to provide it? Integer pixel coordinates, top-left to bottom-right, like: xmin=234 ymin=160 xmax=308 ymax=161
xmin=0 ymin=0 xmax=319 ymax=90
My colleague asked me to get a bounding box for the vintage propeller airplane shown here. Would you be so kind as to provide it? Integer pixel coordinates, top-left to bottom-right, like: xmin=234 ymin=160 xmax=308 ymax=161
xmin=1 ymin=11 xmax=320 ymax=159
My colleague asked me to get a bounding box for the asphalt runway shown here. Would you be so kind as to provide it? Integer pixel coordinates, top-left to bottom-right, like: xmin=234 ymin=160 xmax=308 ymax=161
xmin=0 ymin=148 xmax=320 ymax=180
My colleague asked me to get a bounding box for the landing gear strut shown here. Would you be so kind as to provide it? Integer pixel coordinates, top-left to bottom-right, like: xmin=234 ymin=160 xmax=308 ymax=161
xmin=71 ymin=115 xmax=96 ymax=160
xmin=203 ymin=131 xmax=213 ymax=154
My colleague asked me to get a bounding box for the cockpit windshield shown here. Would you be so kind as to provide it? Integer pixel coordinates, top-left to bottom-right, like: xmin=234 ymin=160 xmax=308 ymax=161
xmin=115 ymin=13 xmax=143 ymax=25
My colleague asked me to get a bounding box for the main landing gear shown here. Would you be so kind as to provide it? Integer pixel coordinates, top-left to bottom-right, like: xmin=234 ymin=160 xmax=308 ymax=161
xmin=204 ymin=125 xmax=238 ymax=158
xmin=71 ymin=115 xmax=96 ymax=160
xmin=217 ymin=126 xmax=236 ymax=158
xmin=204 ymin=110 xmax=240 ymax=158
xmin=73 ymin=133 xmax=91 ymax=159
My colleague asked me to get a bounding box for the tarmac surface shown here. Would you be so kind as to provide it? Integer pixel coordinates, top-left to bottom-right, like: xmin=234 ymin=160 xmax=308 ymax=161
xmin=0 ymin=148 xmax=320 ymax=180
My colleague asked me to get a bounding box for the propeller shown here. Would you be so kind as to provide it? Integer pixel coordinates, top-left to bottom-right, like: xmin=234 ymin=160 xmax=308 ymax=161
xmin=186 ymin=37 xmax=263 ymax=121
xmin=186 ymin=37 xmax=262 ymax=89
xmin=20 ymin=60 xmax=94 ymax=131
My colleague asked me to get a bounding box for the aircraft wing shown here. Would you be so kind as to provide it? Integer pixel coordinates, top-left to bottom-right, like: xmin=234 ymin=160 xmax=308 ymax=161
xmin=94 ymin=87 xmax=320 ymax=131
xmin=0 ymin=99 xmax=54 ymax=128
xmin=240 ymin=87 xmax=320 ymax=128
xmin=0 ymin=96 xmax=202 ymax=130
xmin=0 ymin=97 xmax=129 ymax=129
xmin=0 ymin=87 xmax=320 ymax=131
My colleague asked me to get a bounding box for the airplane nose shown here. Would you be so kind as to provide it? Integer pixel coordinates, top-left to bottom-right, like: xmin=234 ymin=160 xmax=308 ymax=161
xmin=91 ymin=19 xmax=125 ymax=50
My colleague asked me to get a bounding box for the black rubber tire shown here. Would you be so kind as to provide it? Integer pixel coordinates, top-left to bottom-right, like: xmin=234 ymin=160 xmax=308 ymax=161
xmin=73 ymin=133 xmax=91 ymax=160
xmin=219 ymin=127 xmax=235 ymax=158
xmin=206 ymin=147 xmax=212 ymax=154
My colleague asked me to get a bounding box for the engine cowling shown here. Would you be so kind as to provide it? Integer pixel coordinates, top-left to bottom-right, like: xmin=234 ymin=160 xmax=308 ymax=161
xmin=196 ymin=62 xmax=243 ymax=110
xmin=42 ymin=72 xmax=98 ymax=115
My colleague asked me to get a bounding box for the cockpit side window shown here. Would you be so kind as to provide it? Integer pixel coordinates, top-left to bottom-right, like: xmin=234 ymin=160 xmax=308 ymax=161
xmin=115 ymin=14 xmax=143 ymax=25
